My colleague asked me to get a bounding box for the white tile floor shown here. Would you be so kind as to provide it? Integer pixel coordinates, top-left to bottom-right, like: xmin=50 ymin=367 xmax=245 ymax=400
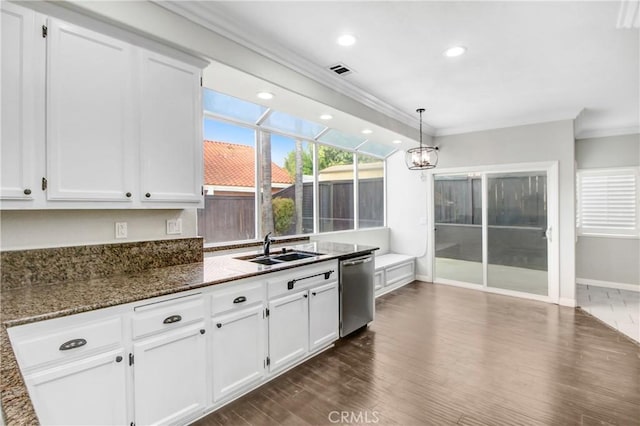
xmin=577 ymin=284 xmax=640 ymax=343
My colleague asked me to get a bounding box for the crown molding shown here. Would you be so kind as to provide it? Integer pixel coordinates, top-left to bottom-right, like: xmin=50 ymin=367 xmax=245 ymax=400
xmin=575 ymin=126 xmax=640 ymax=140
xmin=154 ymin=1 xmax=435 ymax=136
xmin=433 ymin=109 xmax=582 ymax=138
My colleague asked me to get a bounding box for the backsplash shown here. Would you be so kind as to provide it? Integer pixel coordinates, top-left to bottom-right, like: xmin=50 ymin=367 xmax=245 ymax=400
xmin=0 ymin=237 xmax=203 ymax=290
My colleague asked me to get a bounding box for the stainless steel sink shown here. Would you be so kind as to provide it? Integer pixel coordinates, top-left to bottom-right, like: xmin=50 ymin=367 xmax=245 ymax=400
xmin=272 ymin=252 xmax=316 ymax=262
xmin=249 ymin=257 xmax=284 ymax=265
xmin=235 ymin=249 xmax=322 ymax=265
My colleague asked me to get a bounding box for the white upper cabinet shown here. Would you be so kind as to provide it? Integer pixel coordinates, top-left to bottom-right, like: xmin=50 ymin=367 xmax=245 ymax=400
xmin=46 ymin=19 xmax=135 ymax=202
xmin=0 ymin=5 xmax=204 ymax=209
xmin=0 ymin=3 xmax=44 ymax=203
xmin=139 ymin=51 xmax=202 ymax=203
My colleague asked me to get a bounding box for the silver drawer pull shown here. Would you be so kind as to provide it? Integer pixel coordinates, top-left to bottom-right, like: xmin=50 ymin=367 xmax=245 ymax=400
xmin=163 ymin=315 xmax=182 ymax=324
xmin=59 ymin=338 xmax=87 ymax=351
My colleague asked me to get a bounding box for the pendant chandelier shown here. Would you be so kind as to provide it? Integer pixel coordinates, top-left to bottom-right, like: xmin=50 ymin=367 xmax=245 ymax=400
xmin=405 ymin=108 xmax=438 ymax=170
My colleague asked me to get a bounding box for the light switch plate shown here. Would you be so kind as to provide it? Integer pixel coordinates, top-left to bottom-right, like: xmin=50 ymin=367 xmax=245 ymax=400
xmin=166 ymin=218 xmax=182 ymax=235
xmin=115 ymin=222 xmax=128 ymax=239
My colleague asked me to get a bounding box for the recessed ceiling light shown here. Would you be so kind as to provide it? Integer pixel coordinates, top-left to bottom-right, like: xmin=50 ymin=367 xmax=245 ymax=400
xmin=337 ymin=34 xmax=357 ymax=47
xmin=320 ymin=114 xmax=333 ymax=120
xmin=256 ymin=91 xmax=274 ymax=100
xmin=361 ymin=129 xmax=373 ymax=135
xmin=443 ymin=46 xmax=466 ymax=57
xmin=392 ymin=139 xmax=402 ymax=144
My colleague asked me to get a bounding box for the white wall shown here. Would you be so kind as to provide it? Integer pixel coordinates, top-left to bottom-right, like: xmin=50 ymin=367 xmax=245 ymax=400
xmin=575 ymin=133 xmax=640 ymax=288
xmin=388 ymin=120 xmax=576 ymax=305
xmin=0 ymin=209 xmax=197 ymax=250
xmin=312 ymin=228 xmax=390 ymax=254
xmin=0 ymin=0 xmax=415 ymax=253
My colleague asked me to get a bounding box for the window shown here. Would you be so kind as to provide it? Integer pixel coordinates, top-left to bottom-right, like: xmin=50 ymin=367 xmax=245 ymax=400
xmin=261 ymin=134 xmax=314 ymax=237
xmin=357 ymin=154 xmax=384 ymax=228
xmin=200 ymin=88 xmax=391 ymax=244
xmin=318 ymin=145 xmax=354 ymax=232
xmin=577 ymin=168 xmax=639 ymax=237
xmin=199 ymin=119 xmax=257 ymax=243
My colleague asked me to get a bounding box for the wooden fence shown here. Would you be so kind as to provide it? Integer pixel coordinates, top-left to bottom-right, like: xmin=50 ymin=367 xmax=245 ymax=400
xmin=198 ymin=178 xmax=384 ymax=242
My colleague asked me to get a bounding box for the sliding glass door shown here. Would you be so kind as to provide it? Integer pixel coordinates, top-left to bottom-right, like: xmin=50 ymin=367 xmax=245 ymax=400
xmin=486 ymin=172 xmax=548 ymax=296
xmin=434 ymin=174 xmax=483 ymax=285
xmin=433 ymin=165 xmax=557 ymax=301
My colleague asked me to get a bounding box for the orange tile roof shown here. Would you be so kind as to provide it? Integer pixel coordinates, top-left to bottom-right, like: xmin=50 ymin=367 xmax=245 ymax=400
xmin=204 ymin=140 xmax=293 ymax=187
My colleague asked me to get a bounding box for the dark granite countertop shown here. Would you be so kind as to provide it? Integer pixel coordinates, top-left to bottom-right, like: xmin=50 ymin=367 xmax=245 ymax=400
xmin=0 ymin=241 xmax=377 ymax=425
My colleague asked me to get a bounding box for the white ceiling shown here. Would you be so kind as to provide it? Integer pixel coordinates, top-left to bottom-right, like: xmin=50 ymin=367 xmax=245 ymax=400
xmin=164 ymin=1 xmax=639 ymax=138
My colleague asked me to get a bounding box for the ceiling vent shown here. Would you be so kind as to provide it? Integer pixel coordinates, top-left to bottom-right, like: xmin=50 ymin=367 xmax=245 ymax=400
xmin=328 ymin=63 xmax=353 ymax=76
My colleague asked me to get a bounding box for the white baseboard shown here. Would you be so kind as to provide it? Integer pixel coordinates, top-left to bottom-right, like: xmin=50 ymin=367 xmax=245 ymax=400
xmin=559 ymin=298 xmax=577 ymax=307
xmin=415 ymin=274 xmax=431 ymax=282
xmin=576 ymin=278 xmax=640 ymax=292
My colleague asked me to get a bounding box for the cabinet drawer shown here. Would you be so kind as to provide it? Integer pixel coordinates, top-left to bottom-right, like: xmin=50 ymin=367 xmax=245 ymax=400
xmin=211 ymin=282 xmax=264 ymax=316
xmin=267 ymin=261 xmax=338 ymax=299
xmin=386 ymin=261 xmax=415 ymax=286
xmin=11 ymin=317 xmax=122 ymax=370
xmin=133 ymin=294 xmax=204 ymax=339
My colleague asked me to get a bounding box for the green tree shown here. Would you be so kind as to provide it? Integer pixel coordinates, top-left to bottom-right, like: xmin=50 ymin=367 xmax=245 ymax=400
xmin=284 ymin=144 xmax=380 ymax=178
xmin=272 ymin=197 xmax=295 ymax=235
xmin=284 ymin=145 xmax=313 ymax=177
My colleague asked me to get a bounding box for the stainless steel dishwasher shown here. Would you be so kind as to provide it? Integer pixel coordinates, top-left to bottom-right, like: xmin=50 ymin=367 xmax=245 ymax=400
xmin=339 ymin=253 xmax=374 ymax=337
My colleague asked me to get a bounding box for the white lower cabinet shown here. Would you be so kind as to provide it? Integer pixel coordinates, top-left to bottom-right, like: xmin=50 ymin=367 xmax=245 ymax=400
xmin=267 ymin=261 xmax=340 ymax=374
xmin=8 ymin=260 xmax=342 ymax=425
xmin=268 ymin=290 xmax=310 ymax=373
xmin=133 ymin=322 xmax=207 ymax=426
xmin=25 ymin=348 xmax=127 ymax=426
xmin=211 ymin=304 xmax=266 ymax=402
xmin=309 ymin=281 xmax=339 ymax=352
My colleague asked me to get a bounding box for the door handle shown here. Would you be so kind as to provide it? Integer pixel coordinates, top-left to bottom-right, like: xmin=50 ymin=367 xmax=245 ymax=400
xmin=544 ymin=227 xmax=552 ymax=242
xmin=342 ymin=257 xmax=372 ymax=266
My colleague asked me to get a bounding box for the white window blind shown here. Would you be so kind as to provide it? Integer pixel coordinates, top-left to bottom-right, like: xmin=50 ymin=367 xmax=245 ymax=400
xmin=577 ymin=168 xmax=639 ymax=237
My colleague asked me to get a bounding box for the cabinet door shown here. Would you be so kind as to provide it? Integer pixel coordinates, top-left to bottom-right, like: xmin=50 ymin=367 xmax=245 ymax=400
xmin=139 ymin=50 xmax=202 ymax=203
xmin=268 ymin=291 xmax=309 ymax=373
xmin=211 ymin=305 xmax=266 ymax=402
xmin=1 ymin=3 xmax=44 ymax=201
xmin=25 ymin=349 xmax=127 ymax=426
xmin=134 ymin=323 xmax=207 ymax=426
xmin=309 ymin=281 xmax=339 ymax=352
xmin=46 ymin=18 xmax=134 ymax=202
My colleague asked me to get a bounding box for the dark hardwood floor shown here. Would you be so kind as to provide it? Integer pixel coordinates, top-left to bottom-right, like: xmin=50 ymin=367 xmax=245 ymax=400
xmin=194 ymin=282 xmax=640 ymax=426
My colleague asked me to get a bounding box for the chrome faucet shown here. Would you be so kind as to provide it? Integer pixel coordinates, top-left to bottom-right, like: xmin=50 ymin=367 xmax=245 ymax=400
xmin=263 ymin=232 xmax=273 ymax=257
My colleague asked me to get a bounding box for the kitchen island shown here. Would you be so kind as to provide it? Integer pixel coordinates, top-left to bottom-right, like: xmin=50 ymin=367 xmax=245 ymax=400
xmin=0 ymin=241 xmax=377 ymax=425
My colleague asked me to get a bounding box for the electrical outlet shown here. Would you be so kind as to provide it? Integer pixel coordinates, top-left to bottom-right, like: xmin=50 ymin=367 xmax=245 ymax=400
xmin=166 ymin=218 xmax=182 ymax=235
xmin=115 ymin=222 xmax=128 ymax=239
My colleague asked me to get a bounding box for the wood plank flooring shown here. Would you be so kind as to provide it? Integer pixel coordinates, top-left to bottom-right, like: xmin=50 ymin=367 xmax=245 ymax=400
xmin=193 ymin=282 xmax=640 ymax=425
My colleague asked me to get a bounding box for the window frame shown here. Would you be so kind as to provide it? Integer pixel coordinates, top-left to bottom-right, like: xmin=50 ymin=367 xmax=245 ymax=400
xmin=201 ymin=108 xmax=388 ymax=246
xmin=576 ymin=167 xmax=640 ymax=239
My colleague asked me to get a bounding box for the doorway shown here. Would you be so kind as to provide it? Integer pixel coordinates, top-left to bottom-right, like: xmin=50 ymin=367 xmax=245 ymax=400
xmin=431 ymin=163 xmax=559 ymax=303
